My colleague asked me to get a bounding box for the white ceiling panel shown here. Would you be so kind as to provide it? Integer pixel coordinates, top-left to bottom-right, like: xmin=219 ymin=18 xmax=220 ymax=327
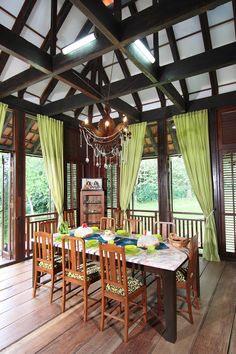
xmin=122 ymin=5 xmax=130 ymax=20
xmin=119 ymin=94 xmax=136 ymax=106
xmin=219 ymin=83 xmax=236 ymax=94
xmin=136 ymin=0 xmax=153 ymax=12
xmin=216 ymin=64 xmax=236 ymax=85
xmin=207 ymin=2 xmax=233 ymax=26
xmin=189 ymin=89 xmax=212 ymax=100
xmin=0 ymin=56 xmax=29 ymax=81
xmin=20 ymin=27 xmax=44 ymax=48
xmin=63 ymin=111 xmax=74 ymax=117
xmin=24 ymin=93 xmax=39 ymax=105
xmin=57 ymin=7 xmax=88 ymax=48
xmin=143 ymin=101 xmax=161 ymax=111
xmin=159 ymin=44 xmax=174 ymax=66
xmin=48 ymin=81 xmax=72 ymax=101
xmin=27 ymin=79 xmax=52 ymax=97
xmin=138 ymin=87 xmax=158 ymax=104
xmin=172 ymin=81 xmax=183 ymax=95
xmin=158 ymin=29 xmax=168 ymax=46
xmin=177 ymin=32 xmax=205 ymax=59
xmin=186 ymin=73 xmax=211 ymax=93
xmin=173 ymin=16 xmax=201 ymax=40
xmin=26 ymin=1 xmax=51 ymax=37
xmin=0 ymin=0 xmax=24 ymax=17
xmin=126 ymin=60 xmax=142 ymax=75
xmin=0 ymin=9 xmax=15 ymax=29
xmin=210 ymin=21 xmax=235 ymax=48
xmin=105 ymin=63 xmax=125 ymax=82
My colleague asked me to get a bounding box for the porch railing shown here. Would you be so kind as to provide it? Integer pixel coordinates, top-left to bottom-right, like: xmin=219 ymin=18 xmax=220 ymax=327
xmin=108 ymin=207 xmax=205 ymax=250
xmin=25 ymin=212 xmax=58 ymax=257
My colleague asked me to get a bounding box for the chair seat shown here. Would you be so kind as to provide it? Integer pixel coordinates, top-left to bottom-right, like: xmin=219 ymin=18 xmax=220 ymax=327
xmin=38 ymin=255 xmax=62 ymax=270
xmin=106 ymin=276 xmax=143 ymax=296
xmin=176 ymin=267 xmax=188 ymax=282
xmin=66 ymin=263 xmax=100 ymax=282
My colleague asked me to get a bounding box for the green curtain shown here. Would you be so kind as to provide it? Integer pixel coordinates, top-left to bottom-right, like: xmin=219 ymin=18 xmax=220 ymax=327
xmin=0 ymin=103 xmax=8 ymax=138
xmin=120 ymin=122 xmax=147 ymax=214
xmin=37 ymin=114 xmax=64 ymax=227
xmin=174 ymin=109 xmax=220 ymax=261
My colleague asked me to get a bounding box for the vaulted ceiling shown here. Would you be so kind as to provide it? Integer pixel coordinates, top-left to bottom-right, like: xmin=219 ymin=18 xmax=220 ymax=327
xmin=0 ymin=0 xmax=236 ymax=156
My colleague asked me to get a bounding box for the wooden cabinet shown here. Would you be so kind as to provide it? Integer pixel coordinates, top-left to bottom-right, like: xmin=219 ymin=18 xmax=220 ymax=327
xmin=80 ymin=190 xmax=104 ymax=226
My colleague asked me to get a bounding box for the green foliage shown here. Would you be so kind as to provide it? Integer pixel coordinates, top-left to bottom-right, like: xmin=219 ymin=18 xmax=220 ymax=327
xmin=26 ymin=156 xmax=51 ymax=214
xmin=171 ymin=156 xmax=193 ymax=199
xmin=134 ymin=159 xmax=158 ymax=203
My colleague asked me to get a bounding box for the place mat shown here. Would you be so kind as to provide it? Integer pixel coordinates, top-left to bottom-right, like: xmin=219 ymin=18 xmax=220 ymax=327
xmin=156 ymin=243 xmax=169 ymax=250
xmin=115 ymin=237 xmax=137 ymax=247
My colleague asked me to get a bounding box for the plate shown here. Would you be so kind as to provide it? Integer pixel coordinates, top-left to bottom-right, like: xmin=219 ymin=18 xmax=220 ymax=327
xmin=85 ymin=240 xmax=99 ymax=248
xmin=124 ymin=245 xmax=141 ymax=255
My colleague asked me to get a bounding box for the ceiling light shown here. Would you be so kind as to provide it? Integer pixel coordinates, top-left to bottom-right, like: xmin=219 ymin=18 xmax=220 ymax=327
xmin=134 ymin=40 xmax=155 ymax=63
xmin=62 ymin=33 xmax=96 ymax=55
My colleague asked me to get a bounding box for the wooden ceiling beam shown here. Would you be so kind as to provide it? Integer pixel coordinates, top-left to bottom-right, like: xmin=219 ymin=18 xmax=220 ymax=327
xmin=146 ymin=125 xmax=157 ymax=153
xmin=166 ymin=26 xmax=189 ymax=101
xmin=199 ymin=13 xmax=218 ymax=95
xmin=70 ymin=0 xmax=185 ymax=111
xmin=0 ymin=25 xmax=52 ymax=74
xmin=0 ymin=0 xmax=37 ymax=75
xmin=121 ymin=0 xmax=229 ymax=43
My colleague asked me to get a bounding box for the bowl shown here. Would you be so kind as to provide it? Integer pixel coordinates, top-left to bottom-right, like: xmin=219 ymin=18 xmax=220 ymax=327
xmin=101 ymin=232 xmax=116 ymax=241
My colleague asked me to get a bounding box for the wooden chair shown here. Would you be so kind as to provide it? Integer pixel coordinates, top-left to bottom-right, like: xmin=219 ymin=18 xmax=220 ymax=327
xmin=155 ymin=221 xmax=175 ymax=241
xmin=123 ymin=218 xmax=143 ymax=234
xmin=64 ymin=209 xmax=76 ymax=228
xmin=100 ymin=217 xmax=116 ymax=231
xmin=157 ymin=234 xmax=199 ymax=321
xmin=61 ymin=235 xmax=101 ymax=321
xmin=99 ymin=243 xmax=147 ymax=342
xmin=33 ymin=231 xmax=62 ymax=303
xmin=39 ymin=218 xmax=58 ymax=234
xmin=113 ymin=208 xmax=125 ymax=229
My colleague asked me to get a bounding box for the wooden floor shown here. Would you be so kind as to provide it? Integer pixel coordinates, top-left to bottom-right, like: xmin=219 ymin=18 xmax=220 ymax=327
xmin=0 ymin=258 xmax=235 ymax=354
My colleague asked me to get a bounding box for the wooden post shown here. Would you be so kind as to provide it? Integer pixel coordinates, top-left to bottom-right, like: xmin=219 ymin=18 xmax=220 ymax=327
xmin=13 ymin=110 xmax=26 ymax=262
xmin=158 ymin=118 xmax=170 ymax=222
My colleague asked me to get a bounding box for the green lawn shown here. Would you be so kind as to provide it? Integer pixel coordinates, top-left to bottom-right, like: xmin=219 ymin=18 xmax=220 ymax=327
xmin=133 ymin=198 xmax=203 ymax=218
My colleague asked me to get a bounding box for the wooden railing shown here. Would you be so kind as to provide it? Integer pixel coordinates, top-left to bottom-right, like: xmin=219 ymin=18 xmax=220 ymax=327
xmin=25 ymin=212 xmax=58 ymax=258
xmin=108 ymin=207 xmax=205 ymax=250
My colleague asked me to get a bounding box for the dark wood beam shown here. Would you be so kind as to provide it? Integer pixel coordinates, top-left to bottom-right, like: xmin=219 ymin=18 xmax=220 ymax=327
xmin=71 ymin=1 xmax=185 ymax=111
xmin=166 ymin=26 xmax=189 ymax=100
xmin=141 ymin=91 xmax=236 ymax=122
xmin=0 ymin=25 xmax=52 ymax=74
xmin=0 ymin=95 xmax=41 ymax=115
xmin=41 ymin=0 xmax=73 ymax=52
xmin=0 ymin=0 xmax=37 ymax=75
xmin=199 ymin=13 xmax=218 ymax=95
xmin=40 ymin=78 xmax=58 ymax=105
xmin=121 ymin=0 xmax=229 ymax=43
xmin=50 ymin=0 xmax=57 ymax=56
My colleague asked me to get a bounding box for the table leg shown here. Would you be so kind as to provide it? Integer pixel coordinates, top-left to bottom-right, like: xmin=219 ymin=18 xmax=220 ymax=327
xmin=162 ymin=269 xmax=177 ymax=343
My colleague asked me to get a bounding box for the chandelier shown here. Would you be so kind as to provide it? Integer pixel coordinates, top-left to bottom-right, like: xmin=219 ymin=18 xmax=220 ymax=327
xmin=79 ymin=52 xmax=131 ymax=169
xmin=80 ymin=105 xmax=131 ymax=169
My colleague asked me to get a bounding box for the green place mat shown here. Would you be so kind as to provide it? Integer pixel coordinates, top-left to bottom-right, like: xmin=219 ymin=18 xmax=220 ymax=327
xmin=116 ymin=229 xmax=130 ymax=237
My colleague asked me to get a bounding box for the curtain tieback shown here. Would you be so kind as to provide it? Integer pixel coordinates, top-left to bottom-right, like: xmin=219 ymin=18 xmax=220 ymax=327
xmin=206 ymin=209 xmax=215 ymax=220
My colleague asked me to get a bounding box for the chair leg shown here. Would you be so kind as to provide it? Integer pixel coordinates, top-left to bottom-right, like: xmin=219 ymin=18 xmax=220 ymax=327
xmin=186 ymin=286 xmax=193 ymax=324
xmin=124 ymin=300 xmax=129 ymax=342
xmin=61 ymin=279 xmax=66 ymax=313
xmin=100 ymin=296 xmax=106 ymax=331
xmin=156 ymin=276 xmax=162 ymax=316
xmin=50 ymin=274 xmax=55 ymax=303
xmin=33 ymin=270 xmax=38 ymax=298
xmin=84 ymin=286 xmax=88 ymax=322
xmin=143 ymin=289 xmax=147 ymax=323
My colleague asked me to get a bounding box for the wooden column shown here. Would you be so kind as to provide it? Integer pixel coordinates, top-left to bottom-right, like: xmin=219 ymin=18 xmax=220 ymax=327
xmin=209 ymin=109 xmax=221 ymax=249
xmin=13 ymin=110 xmax=26 ymax=262
xmin=158 ymin=118 xmax=170 ymax=221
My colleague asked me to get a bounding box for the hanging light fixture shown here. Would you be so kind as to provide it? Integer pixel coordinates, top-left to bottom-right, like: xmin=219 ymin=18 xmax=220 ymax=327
xmin=79 ymin=53 xmax=131 ymax=169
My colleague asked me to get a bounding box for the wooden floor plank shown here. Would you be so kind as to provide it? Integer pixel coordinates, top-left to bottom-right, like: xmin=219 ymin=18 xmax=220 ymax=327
xmin=150 ymin=261 xmax=226 ymax=354
xmin=191 ymin=262 xmax=236 ymax=354
xmin=0 ymin=258 xmax=235 ymax=354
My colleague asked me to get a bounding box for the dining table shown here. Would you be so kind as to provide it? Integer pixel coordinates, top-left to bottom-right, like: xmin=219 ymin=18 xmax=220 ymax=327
xmin=53 ymin=231 xmax=189 ymax=343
